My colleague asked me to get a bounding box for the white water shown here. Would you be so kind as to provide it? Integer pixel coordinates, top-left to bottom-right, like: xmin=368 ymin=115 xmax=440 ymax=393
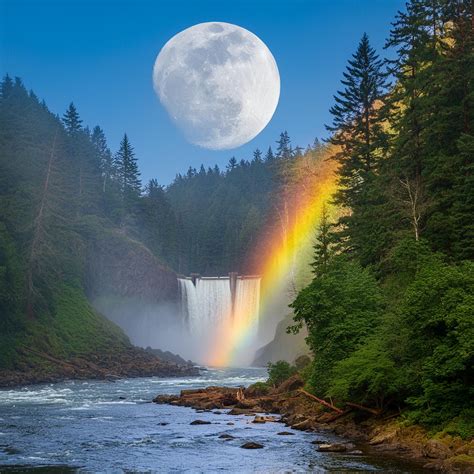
xmin=179 ymin=276 xmax=261 ymax=365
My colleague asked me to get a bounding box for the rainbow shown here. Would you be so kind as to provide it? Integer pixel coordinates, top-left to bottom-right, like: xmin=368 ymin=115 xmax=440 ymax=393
xmin=207 ymin=148 xmax=340 ymax=366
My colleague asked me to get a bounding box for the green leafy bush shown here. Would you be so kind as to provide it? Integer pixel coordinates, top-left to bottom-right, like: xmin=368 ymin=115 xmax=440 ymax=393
xmin=267 ymin=360 xmax=296 ymax=387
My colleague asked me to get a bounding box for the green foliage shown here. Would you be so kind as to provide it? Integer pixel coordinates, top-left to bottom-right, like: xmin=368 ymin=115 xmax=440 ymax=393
xmin=400 ymin=259 xmax=474 ymax=427
xmin=440 ymin=409 xmax=474 ymax=440
xmin=292 ymin=0 xmax=474 ymax=436
xmin=310 ymin=204 xmax=332 ymax=276
xmin=291 ymin=256 xmax=382 ymax=395
xmin=266 ymin=360 xmax=296 ymax=387
xmin=248 ymin=381 xmax=270 ymax=396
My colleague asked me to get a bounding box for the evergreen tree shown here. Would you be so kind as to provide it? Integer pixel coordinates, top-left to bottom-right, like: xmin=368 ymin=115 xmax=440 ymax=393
xmin=265 ymin=146 xmax=275 ymax=161
xmin=327 ymin=33 xmax=387 ymax=207
xmin=226 ymin=156 xmax=237 ymax=171
xmin=91 ymin=126 xmax=114 ymax=194
xmin=310 ymin=205 xmax=332 ymax=276
xmin=253 ymin=148 xmax=262 ymax=162
xmin=0 ymin=74 xmax=13 ymax=99
xmin=326 ymin=33 xmax=388 ymax=263
xmin=62 ymin=102 xmax=82 ymax=134
xmin=276 ymin=131 xmax=292 ymax=159
xmin=115 ymin=134 xmax=141 ymax=209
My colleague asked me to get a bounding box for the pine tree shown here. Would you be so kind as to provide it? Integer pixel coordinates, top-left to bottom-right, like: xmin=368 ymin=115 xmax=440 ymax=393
xmin=62 ymin=102 xmax=82 ymax=134
xmin=276 ymin=131 xmax=292 ymax=159
xmin=418 ymin=0 xmax=474 ymax=259
xmin=0 ymin=74 xmax=13 ymax=99
xmin=226 ymin=156 xmax=237 ymax=171
xmin=115 ymin=134 xmax=141 ymax=209
xmin=326 ymin=33 xmax=388 ymax=262
xmin=310 ymin=204 xmax=332 ymax=276
xmin=327 ymin=33 xmax=387 ymax=208
xmin=91 ymin=126 xmax=113 ymax=194
xmin=265 ymin=146 xmax=275 ymax=161
xmin=253 ymin=148 xmax=263 ymax=162
xmin=293 ymin=145 xmax=303 ymax=157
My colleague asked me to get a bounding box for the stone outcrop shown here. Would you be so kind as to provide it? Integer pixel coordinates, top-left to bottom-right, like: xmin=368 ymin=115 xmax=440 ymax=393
xmin=252 ymin=313 xmax=310 ymax=366
xmin=86 ymin=227 xmax=179 ymax=302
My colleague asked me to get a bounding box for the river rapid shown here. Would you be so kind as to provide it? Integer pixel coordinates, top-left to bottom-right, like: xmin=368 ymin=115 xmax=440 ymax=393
xmin=0 ymin=367 xmax=425 ymax=473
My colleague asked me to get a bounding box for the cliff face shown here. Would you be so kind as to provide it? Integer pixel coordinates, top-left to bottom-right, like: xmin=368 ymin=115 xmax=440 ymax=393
xmin=253 ymin=313 xmax=309 ymax=366
xmin=85 ymin=227 xmax=179 ymax=303
xmin=83 ymin=224 xmax=183 ymax=351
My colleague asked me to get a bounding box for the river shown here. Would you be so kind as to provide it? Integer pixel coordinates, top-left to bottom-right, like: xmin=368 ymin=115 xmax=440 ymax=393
xmin=0 ymin=367 xmax=425 ymax=473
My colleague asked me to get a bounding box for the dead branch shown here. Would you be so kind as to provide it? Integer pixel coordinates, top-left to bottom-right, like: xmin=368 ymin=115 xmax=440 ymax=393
xmin=298 ymin=389 xmax=343 ymax=414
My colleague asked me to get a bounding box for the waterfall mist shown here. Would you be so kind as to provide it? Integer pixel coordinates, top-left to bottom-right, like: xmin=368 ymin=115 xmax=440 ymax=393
xmin=91 ymin=296 xmax=197 ymax=362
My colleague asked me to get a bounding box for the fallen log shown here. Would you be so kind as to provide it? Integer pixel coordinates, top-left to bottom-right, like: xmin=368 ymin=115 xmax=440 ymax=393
xmin=298 ymin=389 xmax=343 ymax=414
xmin=345 ymin=402 xmax=382 ymax=416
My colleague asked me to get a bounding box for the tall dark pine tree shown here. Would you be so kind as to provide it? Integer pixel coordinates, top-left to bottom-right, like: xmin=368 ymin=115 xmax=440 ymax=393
xmin=327 ymin=33 xmax=387 ymax=206
xmin=253 ymin=148 xmax=263 ymax=162
xmin=276 ymin=131 xmax=292 ymax=159
xmin=326 ymin=33 xmax=388 ymax=262
xmin=265 ymin=146 xmax=275 ymax=161
xmin=91 ymin=126 xmax=113 ymax=193
xmin=310 ymin=204 xmax=332 ymax=277
xmin=115 ymin=134 xmax=141 ymax=212
xmin=226 ymin=156 xmax=237 ymax=171
xmin=0 ymin=74 xmax=13 ymax=99
xmin=418 ymin=0 xmax=474 ymax=259
xmin=62 ymin=102 xmax=82 ymax=134
xmin=382 ymin=1 xmax=441 ymax=244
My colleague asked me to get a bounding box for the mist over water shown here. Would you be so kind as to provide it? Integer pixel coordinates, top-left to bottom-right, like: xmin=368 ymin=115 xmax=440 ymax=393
xmin=91 ymin=296 xmax=198 ymax=362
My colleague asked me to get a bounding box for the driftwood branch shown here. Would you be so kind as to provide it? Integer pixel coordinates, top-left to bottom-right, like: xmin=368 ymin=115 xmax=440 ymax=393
xmin=298 ymin=389 xmax=343 ymax=414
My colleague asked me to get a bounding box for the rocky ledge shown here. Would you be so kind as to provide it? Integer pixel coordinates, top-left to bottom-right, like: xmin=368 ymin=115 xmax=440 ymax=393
xmin=0 ymin=346 xmax=199 ymax=388
xmin=153 ymin=375 xmax=474 ymax=473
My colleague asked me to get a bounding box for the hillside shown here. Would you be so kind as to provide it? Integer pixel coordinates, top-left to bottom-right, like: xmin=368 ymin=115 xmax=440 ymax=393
xmin=0 ymin=77 xmax=194 ymax=383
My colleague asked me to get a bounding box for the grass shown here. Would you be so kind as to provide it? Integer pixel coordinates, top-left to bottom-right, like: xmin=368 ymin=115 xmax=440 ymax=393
xmin=1 ymin=284 xmax=131 ymax=371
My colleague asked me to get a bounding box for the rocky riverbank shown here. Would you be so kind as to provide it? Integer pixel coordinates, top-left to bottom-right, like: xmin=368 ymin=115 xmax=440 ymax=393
xmin=153 ymin=376 xmax=474 ymax=473
xmin=0 ymin=346 xmax=199 ymax=388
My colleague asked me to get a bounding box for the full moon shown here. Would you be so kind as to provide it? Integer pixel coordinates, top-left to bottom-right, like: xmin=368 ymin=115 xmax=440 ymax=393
xmin=153 ymin=22 xmax=280 ymax=150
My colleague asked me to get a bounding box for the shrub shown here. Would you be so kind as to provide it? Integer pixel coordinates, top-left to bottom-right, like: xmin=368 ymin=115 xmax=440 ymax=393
xmin=267 ymin=360 xmax=296 ymax=387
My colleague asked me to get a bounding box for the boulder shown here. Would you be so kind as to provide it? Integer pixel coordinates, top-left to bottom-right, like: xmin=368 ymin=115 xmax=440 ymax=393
xmin=190 ymin=420 xmax=211 ymax=425
xmin=218 ymin=434 xmax=235 ymax=440
xmin=277 ymin=431 xmax=295 ymax=436
xmin=318 ymin=443 xmax=350 ymax=453
xmin=241 ymin=442 xmax=264 ymax=449
xmin=252 ymin=415 xmax=279 ymax=424
xmin=422 ymin=440 xmax=452 ymax=460
xmin=291 ymin=418 xmax=314 ymax=431
xmin=228 ymin=407 xmax=257 ymax=416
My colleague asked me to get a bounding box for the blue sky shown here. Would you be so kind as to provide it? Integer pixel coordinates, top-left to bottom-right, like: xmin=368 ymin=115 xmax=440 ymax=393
xmin=0 ymin=0 xmax=405 ymax=184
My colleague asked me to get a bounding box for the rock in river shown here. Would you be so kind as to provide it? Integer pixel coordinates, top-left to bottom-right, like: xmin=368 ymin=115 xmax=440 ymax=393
xmin=190 ymin=420 xmax=211 ymax=425
xmin=318 ymin=443 xmax=354 ymax=452
xmin=241 ymin=442 xmax=264 ymax=449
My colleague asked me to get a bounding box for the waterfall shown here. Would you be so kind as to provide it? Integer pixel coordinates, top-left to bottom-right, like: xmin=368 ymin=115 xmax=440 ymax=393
xmin=178 ymin=275 xmax=261 ymax=365
xmin=233 ymin=278 xmax=260 ymax=336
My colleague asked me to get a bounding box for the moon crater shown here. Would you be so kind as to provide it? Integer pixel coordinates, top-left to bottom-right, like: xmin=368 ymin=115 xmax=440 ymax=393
xmin=153 ymin=22 xmax=280 ymax=150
